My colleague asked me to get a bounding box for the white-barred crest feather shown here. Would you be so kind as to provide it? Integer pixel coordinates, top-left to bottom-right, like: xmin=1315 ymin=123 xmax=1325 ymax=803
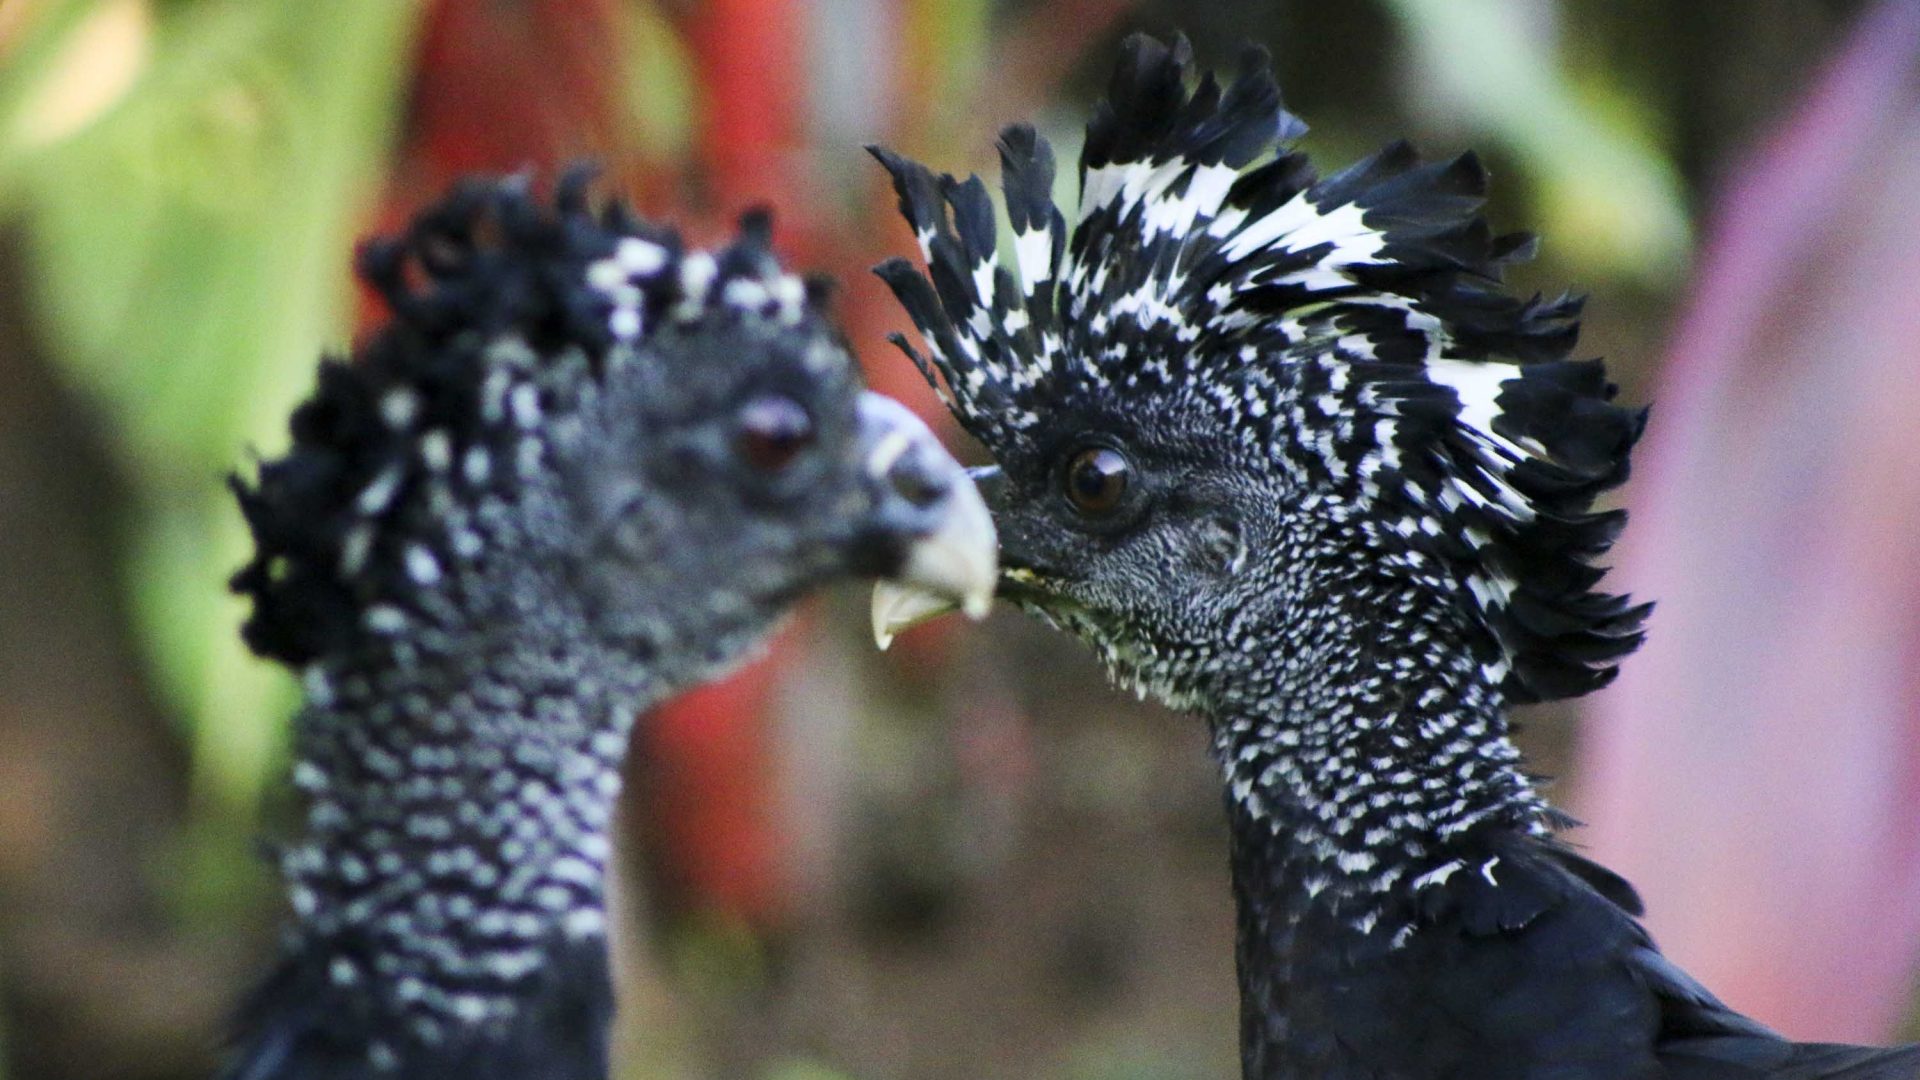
xmin=871 ymin=34 xmax=1648 ymax=703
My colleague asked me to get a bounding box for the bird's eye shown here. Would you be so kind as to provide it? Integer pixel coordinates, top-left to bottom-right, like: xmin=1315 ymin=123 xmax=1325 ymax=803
xmin=1063 ymin=446 xmax=1131 ymax=517
xmin=736 ymin=396 xmax=815 ymax=471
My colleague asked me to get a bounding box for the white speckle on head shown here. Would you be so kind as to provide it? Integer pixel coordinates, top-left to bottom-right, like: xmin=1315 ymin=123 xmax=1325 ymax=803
xmin=419 ymin=429 xmax=453 ymax=471
xmin=301 ymin=664 xmax=335 ymax=707
xmin=405 ymin=545 xmax=442 ymax=586
xmin=364 ymin=605 xmax=408 ymax=634
xmin=449 ymin=993 xmax=489 ymax=1024
xmin=676 ymin=252 xmax=717 ymax=316
xmin=461 ymin=446 xmax=491 ymax=487
xmin=508 ymin=383 xmax=542 ymax=430
xmin=515 ymin=437 xmax=543 ymax=478
xmin=292 ymin=761 xmax=328 ymax=792
xmin=615 ymin=236 xmax=667 ymax=275
xmin=356 ymin=467 xmax=405 ymax=517
xmin=585 ymin=257 xmax=628 ymax=293
xmin=380 ymin=388 xmax=420 ymax=430
xmin=769 ymin=273 xmax=806 ymax=323
xmin=723 ymin=278 xmax=771 ymax=311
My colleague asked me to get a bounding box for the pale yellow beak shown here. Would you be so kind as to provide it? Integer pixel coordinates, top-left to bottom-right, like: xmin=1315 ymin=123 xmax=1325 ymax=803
xmin=871 ymin=494 xmax=995 ymax=649
xmin=856 ymin=395 xmax=996 ymax=648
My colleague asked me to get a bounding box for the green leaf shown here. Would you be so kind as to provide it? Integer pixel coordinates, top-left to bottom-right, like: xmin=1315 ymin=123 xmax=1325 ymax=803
xmin=6 ymin=0 xmax=422 ymax=914
xmin=1383 ymin=0 xmax=1690 ymax=283
xmin=619 ymin=2 xmax=695 ymax=163
xmin=764 ymin=1063 xmax=857 ymax=1080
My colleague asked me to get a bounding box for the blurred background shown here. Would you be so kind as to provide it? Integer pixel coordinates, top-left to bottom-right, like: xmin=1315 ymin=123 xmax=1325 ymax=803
xmin=2 ymin=0 xmax=1917 ymax=1077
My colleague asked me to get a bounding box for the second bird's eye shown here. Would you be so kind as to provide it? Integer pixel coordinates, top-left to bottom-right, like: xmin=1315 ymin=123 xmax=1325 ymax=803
xmin=736 ymin=396 xmax=815 ymax=471
xmin=1063 ymin=446 xmax=1131 ymax=517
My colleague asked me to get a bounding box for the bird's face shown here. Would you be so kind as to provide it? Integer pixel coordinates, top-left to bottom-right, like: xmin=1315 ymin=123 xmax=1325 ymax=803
xmin=878 ymin=394 xmax=1298 ymax=708
xmin=568 ymin=318 xmax=994 ymax=673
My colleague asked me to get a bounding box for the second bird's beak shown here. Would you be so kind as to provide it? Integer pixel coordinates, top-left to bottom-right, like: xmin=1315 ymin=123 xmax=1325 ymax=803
xmin=870 ymin=459 xmax=1004 ymax=650
xmin=856 ymin=394 xmax=996 ymax=644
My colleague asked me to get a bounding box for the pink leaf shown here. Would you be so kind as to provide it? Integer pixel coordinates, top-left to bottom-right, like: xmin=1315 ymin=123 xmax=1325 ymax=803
xmin=1578 ymin=0 xmax=1920 ymax=1041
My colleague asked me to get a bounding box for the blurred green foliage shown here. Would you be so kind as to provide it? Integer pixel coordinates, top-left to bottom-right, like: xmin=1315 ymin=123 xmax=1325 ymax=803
xmin=618 ymin=2 xmax=697 ymax=164
xmin=1385 ymin=0 xmax=1690 ymax=282
xmin=909 ymin=0 xmax=994 ymax=132
xmin=0 ymin=0 xmax=419 ymax=916
xmin=764 ymin=1063 xmax=857 ymax=1080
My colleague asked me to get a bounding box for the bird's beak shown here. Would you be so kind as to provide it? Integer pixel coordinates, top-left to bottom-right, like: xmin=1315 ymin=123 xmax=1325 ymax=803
xmin=855 ymin=394 xmax=996 ymax=646
xmin=870 ymin=463 xmax=1004 ymax=650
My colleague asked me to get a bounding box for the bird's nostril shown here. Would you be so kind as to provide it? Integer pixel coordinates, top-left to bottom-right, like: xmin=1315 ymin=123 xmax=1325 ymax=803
xmin=889 ymin=451 xmax=952 ymax=508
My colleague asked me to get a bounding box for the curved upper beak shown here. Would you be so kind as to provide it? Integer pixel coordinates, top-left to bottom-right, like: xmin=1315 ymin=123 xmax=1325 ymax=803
xmin=870 ymin=462 xmax=1005 ymax=650
xmin=855 ymin=394 xmax=996 ymax=643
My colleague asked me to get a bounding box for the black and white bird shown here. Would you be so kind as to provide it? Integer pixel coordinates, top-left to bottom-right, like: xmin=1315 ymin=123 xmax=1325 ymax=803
xmin=222 ymin=173 xmax=995 ymax=1080
xmin=869 ymin=34 xmax=1920 ymax=1080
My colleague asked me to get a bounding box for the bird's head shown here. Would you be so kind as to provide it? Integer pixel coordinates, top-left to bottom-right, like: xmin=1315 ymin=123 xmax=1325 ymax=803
xmin=871 ymin=35 xmax=1647 ymax=712
xmin=233 ymin=173 xmax=994 ymax=692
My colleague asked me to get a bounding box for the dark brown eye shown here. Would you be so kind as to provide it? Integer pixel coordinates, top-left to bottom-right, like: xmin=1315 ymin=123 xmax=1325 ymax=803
xmin=1063 ymin=446 xmax=1131 ymax=517
xmin=737 ymin=396 xmax=815 ymax=471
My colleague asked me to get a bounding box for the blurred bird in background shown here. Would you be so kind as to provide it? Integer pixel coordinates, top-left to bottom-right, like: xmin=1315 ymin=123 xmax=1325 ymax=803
xmin=222 ymin=171 xmax=995 ymax=1080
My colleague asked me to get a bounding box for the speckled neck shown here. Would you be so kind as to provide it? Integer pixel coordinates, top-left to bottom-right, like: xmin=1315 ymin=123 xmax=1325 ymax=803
xmin=266 ymin=627 xmax=655 ymax=1071
xmin=1208 ymin=562 xmax=1551 ymax=925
